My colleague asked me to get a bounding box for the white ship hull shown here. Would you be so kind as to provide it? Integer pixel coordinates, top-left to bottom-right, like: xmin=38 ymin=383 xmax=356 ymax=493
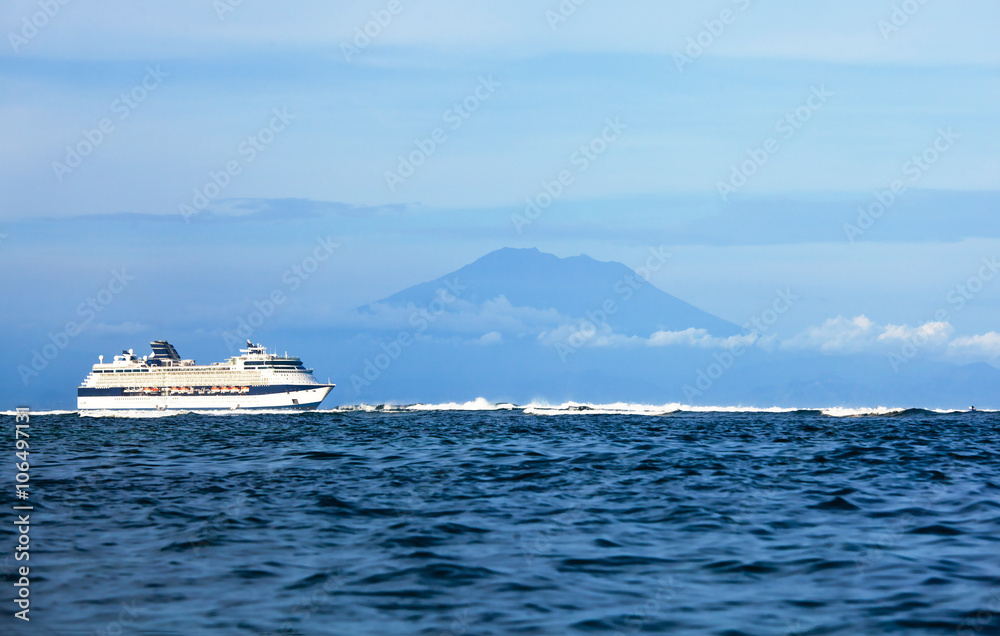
xmin=78 ymin=385 xmax=333 ymax=412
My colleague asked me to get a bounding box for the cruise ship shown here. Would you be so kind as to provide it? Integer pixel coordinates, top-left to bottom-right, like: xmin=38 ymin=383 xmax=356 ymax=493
xmin=77 ymin=340 xmax=334 ymax=411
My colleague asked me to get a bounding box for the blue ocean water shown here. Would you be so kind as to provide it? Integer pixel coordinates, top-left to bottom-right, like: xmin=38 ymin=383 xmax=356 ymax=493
xmin=2 ymin=405 xmax=1000 ymax=635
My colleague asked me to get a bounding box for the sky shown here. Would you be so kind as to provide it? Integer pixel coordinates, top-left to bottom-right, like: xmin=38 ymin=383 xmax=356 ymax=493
xmin=1 ymin=0 xmax=999 ymax=407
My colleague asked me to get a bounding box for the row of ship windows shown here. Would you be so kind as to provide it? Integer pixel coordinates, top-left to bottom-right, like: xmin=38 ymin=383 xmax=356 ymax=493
xmin=93 ymin=368 xmax=304 ymax=373
xmin=245 ymin=362 xmax=304 ymax=368
xmin=93 ymin=369 xmax=231 ymax=373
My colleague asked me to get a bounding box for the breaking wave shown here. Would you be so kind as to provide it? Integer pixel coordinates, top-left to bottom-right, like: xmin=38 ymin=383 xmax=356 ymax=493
xmin=320 ymin=400 xmax=993 ymax=418
xmin=405 ymin=397 xmax=518 ymax=411
xmin=0 ymin=409 xmax=78 ymax=416
xmin=73 ymin=409 xmax=312 ymax=418
xmin=5 ymin=402 xmax=993 ymax=419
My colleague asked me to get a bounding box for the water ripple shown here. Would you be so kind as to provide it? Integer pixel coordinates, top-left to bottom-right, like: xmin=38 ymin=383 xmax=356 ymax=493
xmin=2 ymin=410 xmax=999 ymax=635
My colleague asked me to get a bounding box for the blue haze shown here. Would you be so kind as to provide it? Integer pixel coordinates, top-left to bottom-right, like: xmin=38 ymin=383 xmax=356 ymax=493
xmin=1 ymin=2 xmax=999 ymax=408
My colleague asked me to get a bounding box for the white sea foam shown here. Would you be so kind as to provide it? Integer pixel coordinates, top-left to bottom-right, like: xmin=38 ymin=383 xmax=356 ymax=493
xmin=322 ymin=398 xmax=518 ymax=413
xmin=320 ymin=404 xmax=402 ymax=413
xmin=6 ymin=402 xmax=993 ymax=418
xmin=405 ymin=398 xmax=517 ymax=411
xmin=74 ymin=409 xmax=305 ymax=418
xmin=521 ymin=401 xmax=802 ymax=416
xmin=818 ymin=406 xmax=907 ymax=418
xmin=336 ymin=400 xmax=992 ymax=417
xmin=0 ymin=409 xmax=77 ymax=416
xmin=327 ymin=400 xmax=921 ymax=417
xmin=523 ymin=401 xmax=682 ymax=416
xmin=76 ymin=409 xmax=183 ymax=418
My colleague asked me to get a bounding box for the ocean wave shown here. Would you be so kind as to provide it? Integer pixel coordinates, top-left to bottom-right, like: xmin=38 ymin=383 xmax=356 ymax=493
xmin=0 ymin=409 xmax=78 ymax=416
xmin=405 ymin=398 xmax=518 ymax=411
xmin=321 ymin=404 xmax=396 ymax=413
xmin=24 ymin=398 xmax=1000 ymax=634
xmin=349 ymin=400 xmax=993 ymax=418
xmin=322 ymin=398 xmax=518 ymax=413
xmin=820 ymin=407 xmax=995 ymax=418
xmin=817 ymin=406 xmax=910 ymax=418
xmin=521 ymin=401 xmax=809 ymax=416
xmin=523 ymin=401 xmax=683 ymax=416
xmin=74 ymin=409 xmax=311 ymax=418
xmin=5 ymin=402 xmax=993 ymax=418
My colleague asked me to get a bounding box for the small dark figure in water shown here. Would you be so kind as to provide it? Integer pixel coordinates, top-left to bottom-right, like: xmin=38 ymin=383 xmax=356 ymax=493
xmin=970 ymin=406 xmax=976 ymax=411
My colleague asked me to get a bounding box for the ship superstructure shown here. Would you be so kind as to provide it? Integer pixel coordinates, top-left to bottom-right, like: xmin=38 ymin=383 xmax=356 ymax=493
xmin=77 ymin=340 xmax=334 ymax=411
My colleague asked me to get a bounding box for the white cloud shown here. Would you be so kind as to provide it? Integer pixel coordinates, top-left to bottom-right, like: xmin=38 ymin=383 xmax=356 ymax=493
xmin=949 ymin=332 xmax=1000 ymax=359
xmin=340 ymin=299 xmax=1000 ymax=366
xmin=537 ymin=323 xmax=615 ymax=347
xmin=781 ymin=315 xmax=879 ymax=354
xmin=878 ymin=321 xmax=953 ymax=346
xmin=537 ymin=324 xmax=759 ymax=351
xmin=781 ymin=314 xmax=956 ymax=355
xmin=647 ymin=328 xmax=757 ymax=349
xmin=478 ymin=331 xmax=502 ymax=345
xmin=781 ymin=314 xmax=953 ymax=354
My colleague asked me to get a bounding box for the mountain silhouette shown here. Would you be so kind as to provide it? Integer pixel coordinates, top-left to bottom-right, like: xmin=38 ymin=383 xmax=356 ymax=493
xmin=367 ymin=247 xmax=740 ymax=337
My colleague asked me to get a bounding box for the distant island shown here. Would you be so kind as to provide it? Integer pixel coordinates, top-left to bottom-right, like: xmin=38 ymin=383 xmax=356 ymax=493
xmin=329 ymin=247 xmax=998 ymax=409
